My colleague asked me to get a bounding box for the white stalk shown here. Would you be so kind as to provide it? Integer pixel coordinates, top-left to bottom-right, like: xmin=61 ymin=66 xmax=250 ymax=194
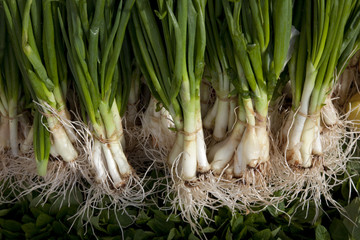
xmin=228 ymin=97 xmax=236 ymax=131
xmin=102 ymin=142 xmax=123 ymax=187
xmin=196 ymin=108 xmax=210 ymax=173
xmin=58 ymin=109 xmax=77 ymax=143
xmin=203 ymin=98 xmax=218 ymax=129
xmin=288 ymin=62 xmax=317 ymax=165
xmin=109 ymin=142 xmax=131 ymax=177
xmin=213 ymin=98 xmax=229 ymax=140
xmin=256 ymin=124 xmax=270 ymax=164
xmin=168 ymin=132 xmax=184 ymax=166
xmin=47 ymin=114 xmax=78 ymax=162
xmin=182 ymin=132 xmax=197 ymax=181
xmin=312 ymin=121 xmax=322 ymax=155
xmin=8 ymin=99 xmax=18 ymax=156
xmin=210 ymin=122 xmax=244 ymax=174
xmin=181 ymin=98 xmax=197 ymax=181
xmin=93 ymin=122 xmax=123 ymax=186
xmin=233 ymin=131 xmax=249 ymax=176
xmin=234 ymin=124 xmax=269 ymax=177
xmin=300 ymin=118 xmax=316 ymax=167
xmin=53 ymin=86 xmax=77 ymax=143
xmin=99 ymin=101 xmax=132 ymax=178
xmin=200 ymin=81 xmax=210 ymax=116
xmin=50 ymin=144 xmax=59 ymax=157
xmin=282 ymin=111 xmax=294 ymax=144
xmin=92 ymin=139 xmax=107 ymax=183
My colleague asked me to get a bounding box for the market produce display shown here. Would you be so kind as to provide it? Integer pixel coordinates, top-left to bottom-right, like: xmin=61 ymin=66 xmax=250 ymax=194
xmin=1 ymin=0 xmax=360 ymax=238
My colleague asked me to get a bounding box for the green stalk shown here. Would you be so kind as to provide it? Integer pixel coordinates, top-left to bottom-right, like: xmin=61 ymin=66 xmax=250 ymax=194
xmin=33 ymin=110 xmax=50 ymax=177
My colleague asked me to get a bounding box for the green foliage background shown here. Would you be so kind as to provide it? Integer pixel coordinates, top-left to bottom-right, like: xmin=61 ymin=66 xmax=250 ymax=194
xmin=1 ymin=158 xmax=360 ymax=240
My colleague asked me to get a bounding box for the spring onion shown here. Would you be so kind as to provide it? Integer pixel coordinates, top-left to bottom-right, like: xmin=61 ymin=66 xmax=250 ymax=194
xmin=130 ymin=0 xmax=209 ymax=181
xmin=284 ymin=0 xmax=357 ymax=167
xmin=223 ymin=0 xmax=292 ymax=175
xmin=202 ymin=0 xmax=236 ymax=141
xmin=59 ymin=0 xmax=135 ymax=187
xmin=0 ymin=17 xmax=21 ymax=156
xmin=2 ymin=0 xmax=78 ymax=171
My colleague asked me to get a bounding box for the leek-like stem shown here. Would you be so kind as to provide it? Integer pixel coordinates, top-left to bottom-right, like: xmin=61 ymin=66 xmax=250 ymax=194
xmin=196 ymin=97 xmax=209 ymax=173
xmin=92 ymin=139 xmax=107 ymax=183
xmin=47 ymin=115 xmax=78 ymax=162
xmin=99 ymin=100 xmax=132 ymax=178
xmin=8 ymin=99 xmax=18 ymax=156
xmin=210 ymin=121 xmax=245 ymax=174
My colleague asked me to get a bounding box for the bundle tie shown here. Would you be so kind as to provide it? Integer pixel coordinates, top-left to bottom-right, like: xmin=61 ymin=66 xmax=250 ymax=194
xmin=295 ymin=111 xmax=320 ymax=120
xmin=217 ymin=94 xmax=238 ymax=102
xmin=177 ymin=127 xmax=202 ymax=137
xmin=94 ymin=129 xmax=124 ymax=144
xmin=0 ymin=112 xmax=25 ymax=120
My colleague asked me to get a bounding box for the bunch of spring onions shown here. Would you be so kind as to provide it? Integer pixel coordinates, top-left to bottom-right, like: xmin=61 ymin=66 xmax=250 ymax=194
xmin=283 ymin=0 xmax=359 ymax=168
xmin=202 ymin=0 xmax=236 ymax=141
xmin=130 ymin=0 xmax=209 ymax=181
xmin=2 ymin=0 xmax=78 ymax=176
xmin=0 ymin=14 xmax=21 ymax=156
xmin=211 ymin=0 xmax=293 ymax=176
xmin=59 ymin=0 xmax=135 ymax=187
